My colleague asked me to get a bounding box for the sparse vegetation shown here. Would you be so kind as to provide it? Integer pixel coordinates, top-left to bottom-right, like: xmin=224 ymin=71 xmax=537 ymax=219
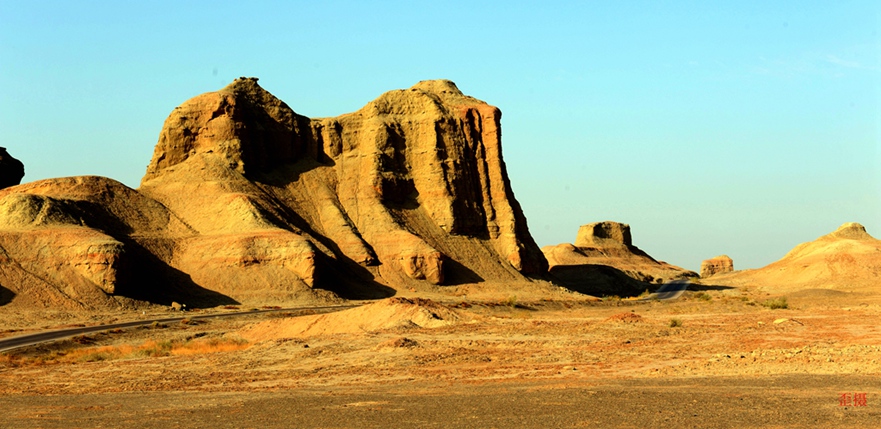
xmin=1 ymin=337 xmax=250 ymax=367
xmin=693 ymin=292 xmax=712 ymax=301
xmin=506 ymin=295 xmax=518 ymax=308
xmin=762 ymin=297 xmax=789 ymax=309
xmin=669 ymin=318 xmax=683 ymax=328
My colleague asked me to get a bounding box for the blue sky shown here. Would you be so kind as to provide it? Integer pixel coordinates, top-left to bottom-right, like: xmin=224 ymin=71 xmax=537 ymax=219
xmin=1 ymin=1 xmax=878 ymax=271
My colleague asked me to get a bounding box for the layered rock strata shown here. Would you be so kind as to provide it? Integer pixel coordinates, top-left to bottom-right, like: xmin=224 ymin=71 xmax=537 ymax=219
xmin=700 ymin=255 xmax=734 ymax=278
xmin=0 ymin=78 xmax=547 ymax=309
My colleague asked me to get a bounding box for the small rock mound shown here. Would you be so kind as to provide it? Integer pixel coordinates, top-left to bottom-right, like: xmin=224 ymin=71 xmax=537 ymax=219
xmin=701 ymin=255 xmax=734 ymax=278
xmin=826 ymin=222 xmax=872 ymax=241
xmin=240 ymin=297 xmax=463 ymax=341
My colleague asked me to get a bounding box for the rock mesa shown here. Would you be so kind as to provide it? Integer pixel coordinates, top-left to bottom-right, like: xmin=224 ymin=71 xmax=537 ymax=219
xmin=700 ymin=255 xmax=734 ymax=278
xmin=543 ymin=221 xmax=696 ymax=296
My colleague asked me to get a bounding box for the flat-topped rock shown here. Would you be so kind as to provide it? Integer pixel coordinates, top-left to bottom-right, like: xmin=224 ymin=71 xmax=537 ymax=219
xmin=700 ymin=255 xmax=734 ymax=278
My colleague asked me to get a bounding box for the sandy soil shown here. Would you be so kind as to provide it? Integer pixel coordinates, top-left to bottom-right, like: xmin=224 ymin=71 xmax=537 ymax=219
xmin=1 ymin=286 xmax=880 ymax=427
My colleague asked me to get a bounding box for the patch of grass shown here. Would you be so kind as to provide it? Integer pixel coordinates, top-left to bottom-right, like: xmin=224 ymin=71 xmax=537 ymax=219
xmin=506 ymin=295 xmax=518 ymax=308
xmin=669 ymin=318 xmax=683 ymax=328
xmin=693 ymin=292 xmax=712 ymax=301
xmin=762 ymin=297 xmax=789 ymax=309
xmin=602 ymin=295 xmax=621 ymax=302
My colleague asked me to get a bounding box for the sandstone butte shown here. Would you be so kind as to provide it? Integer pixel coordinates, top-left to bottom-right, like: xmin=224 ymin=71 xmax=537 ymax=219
xmin=700 ymin=255 xmax=734 ymax=278
xmin=0 ymin=78 xmax=549 ymax=310
xmin=707 ymin=222 xmax=881 ymax=292
xmin=542 ymin=221 xmax=697 ymax=296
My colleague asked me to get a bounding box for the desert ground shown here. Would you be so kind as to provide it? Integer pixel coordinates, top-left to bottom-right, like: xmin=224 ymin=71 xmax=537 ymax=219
xmin=2 ymin=284 xmax=880 ymax=428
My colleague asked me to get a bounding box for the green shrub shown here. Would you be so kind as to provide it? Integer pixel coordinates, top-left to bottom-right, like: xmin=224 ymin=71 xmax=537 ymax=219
xmin=669 ymin=318 xmax=683 ymax=328
xmin=762 ymin=297 xmax=788 ymax=309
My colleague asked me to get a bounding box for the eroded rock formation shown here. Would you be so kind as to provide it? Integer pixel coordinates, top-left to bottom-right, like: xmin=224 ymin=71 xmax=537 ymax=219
xmin=700 ymin=255 xmax=734 ymax=278
xmin=543 ymin=221 xmax=696 ymax=296
xmin=708 ymin=222 xmax=881 ymax=292
xmin=0 ymin=78 xmax=547 ymax=309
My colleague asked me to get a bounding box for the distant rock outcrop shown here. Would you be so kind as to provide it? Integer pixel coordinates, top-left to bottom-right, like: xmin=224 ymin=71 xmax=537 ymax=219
xmin=700 ymin=255 xmax=734 ymax=278
xmin=709 ymin=223 xmax=881 ymax=293
xmin=0 ymin=147 xmax=24 ymax=189
xmin=0 ymin=78 xmax=547 ymax=309
xmin=543 ymin=221 xmax=696 ymax=296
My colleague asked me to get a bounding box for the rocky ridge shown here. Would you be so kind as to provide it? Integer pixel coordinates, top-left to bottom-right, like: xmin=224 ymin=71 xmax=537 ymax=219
xmin=708 ymin=222 xmax=881 ymax=292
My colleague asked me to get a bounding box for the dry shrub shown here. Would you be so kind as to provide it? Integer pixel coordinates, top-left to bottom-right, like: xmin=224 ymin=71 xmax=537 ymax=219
xmin=762 ymin=297 xmax=789 ymax=309
xmin=170 ymin=338 xmax=249 ymax=356
xmin=3 ymin=337 xmax=249 ymax=366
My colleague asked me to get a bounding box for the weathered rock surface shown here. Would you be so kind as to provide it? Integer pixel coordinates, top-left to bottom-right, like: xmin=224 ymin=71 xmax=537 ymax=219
xmin=0 ymin=147 xmax=24 ymax=189
xmin=701 ymin=255 xmax=734 ymax=278
xmin=709 ymin=223 xmax=881 ymax=293
xmin=0 ymin=78 xmax=547 ymax=309
xmin=543 ymin=221 xmax=696 ymax=296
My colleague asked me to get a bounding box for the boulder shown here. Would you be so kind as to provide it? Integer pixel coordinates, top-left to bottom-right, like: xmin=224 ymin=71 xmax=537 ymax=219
xmin=700 ymin=255 xmax=734 ymax=278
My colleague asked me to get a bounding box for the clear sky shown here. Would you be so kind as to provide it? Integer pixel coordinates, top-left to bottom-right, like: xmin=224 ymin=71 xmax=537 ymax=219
xmin=1 ymin=1 xmax=878 ymax=271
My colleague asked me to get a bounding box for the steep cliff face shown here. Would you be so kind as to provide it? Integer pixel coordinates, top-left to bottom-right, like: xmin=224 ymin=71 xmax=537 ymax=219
xmin=136 ymin=78 xmax=546 ymax=301
xmin=300 ymin=79 xmax=547 ymax=282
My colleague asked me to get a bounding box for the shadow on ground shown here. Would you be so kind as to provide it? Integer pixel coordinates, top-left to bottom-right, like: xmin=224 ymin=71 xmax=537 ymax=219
xmin=549 ymin=264 xmax=659 ymax=298
xmin=0 ymin=284 xmax=14 ymax=306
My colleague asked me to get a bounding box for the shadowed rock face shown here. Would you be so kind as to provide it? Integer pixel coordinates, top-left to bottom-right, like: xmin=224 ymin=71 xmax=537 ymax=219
xmin=0 ymin=147 xmax=24 ymax=189
xmin=701 ymin=255 xmax=734 ymax=278
xmin=0 ymin=78 xmax=548 ymax=309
